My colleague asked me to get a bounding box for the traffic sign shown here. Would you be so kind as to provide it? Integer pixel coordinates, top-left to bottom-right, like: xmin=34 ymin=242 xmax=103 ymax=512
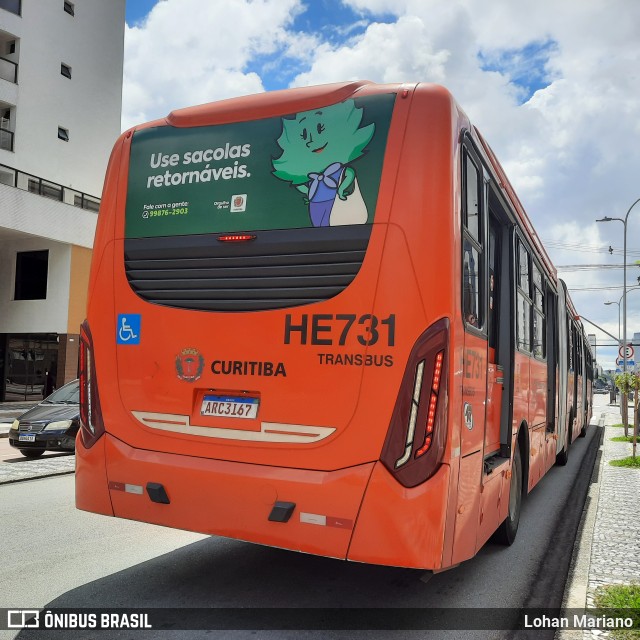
xmin=619 ymin=344 xmax=635 ymax=360
xmin=616 ymin=357 xmax=635 ymax=368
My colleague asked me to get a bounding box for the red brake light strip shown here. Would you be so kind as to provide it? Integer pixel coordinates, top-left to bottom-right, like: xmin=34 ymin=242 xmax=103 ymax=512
xmin=415 ymin=350 xmax=444 ymax=458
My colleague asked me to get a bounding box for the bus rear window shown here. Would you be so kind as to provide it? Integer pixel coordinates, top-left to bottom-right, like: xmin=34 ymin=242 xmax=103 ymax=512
xmin=125 ymin=93 xmax=396 ymax=238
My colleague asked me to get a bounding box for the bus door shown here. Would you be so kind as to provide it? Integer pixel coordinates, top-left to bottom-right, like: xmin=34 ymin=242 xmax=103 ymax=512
xmin=485 ymin=214 xmax=503 ymax=454
xmin=556 ymin=283 xmax=570 ymax=458
xmin=455 ymin=148 xmax=513 ymax=561
xmin=454 ymin=147 xmax=487 ymax=562
xmin=474 ymin=207 xmax=514 ymax=551
xmin=544 ymin=285 xmax=559 ymax=472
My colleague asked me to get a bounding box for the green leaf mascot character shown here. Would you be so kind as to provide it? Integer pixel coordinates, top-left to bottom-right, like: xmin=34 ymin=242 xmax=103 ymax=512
xmin=272 ymin=99 xmax=375 ymax=227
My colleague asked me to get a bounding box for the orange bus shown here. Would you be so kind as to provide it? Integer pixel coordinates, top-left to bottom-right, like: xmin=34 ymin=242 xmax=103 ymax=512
xmin=76 ymin=81 xmax=593 ymax=570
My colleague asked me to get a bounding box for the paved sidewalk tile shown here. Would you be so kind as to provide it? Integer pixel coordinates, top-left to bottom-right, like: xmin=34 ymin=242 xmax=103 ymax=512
xmin=0 ymin=452 xmax=75 ymax=484
xmin=587 ymin=410 xmax=640 ymax=603
xmin=561 ymin=404 xmax=640 ymax=640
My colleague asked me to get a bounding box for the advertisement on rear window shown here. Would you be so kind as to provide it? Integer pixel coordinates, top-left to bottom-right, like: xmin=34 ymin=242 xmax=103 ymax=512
xmin=125 ymin=93 xmax=396 ymax=238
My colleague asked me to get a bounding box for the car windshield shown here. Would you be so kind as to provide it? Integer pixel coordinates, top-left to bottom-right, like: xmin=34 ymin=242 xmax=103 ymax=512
xmin=43 ymin=380 xmax=79 ymax=405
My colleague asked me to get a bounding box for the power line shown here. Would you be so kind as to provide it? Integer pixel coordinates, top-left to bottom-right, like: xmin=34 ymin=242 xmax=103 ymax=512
xmin=556 ymin=264 xmax=629 ymax=271
xmin=542 ymin=240 xmax=640 ymax=257
xmin=567 ymin=285 xmax=628 ymax=291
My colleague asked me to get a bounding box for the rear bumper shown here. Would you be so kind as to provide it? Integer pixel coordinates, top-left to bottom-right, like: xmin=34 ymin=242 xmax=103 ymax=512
xmin=75 ymin=434 xmax=451 ymax=569
xmin=77 ymin=433 xmax=375 ymax=560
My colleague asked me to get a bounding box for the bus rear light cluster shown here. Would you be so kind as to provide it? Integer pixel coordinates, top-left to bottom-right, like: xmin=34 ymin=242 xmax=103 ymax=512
xmin=381 ymin=319 xmax=449 ymax=488
xmin=79 ymin=321 xmax=105 ymax=449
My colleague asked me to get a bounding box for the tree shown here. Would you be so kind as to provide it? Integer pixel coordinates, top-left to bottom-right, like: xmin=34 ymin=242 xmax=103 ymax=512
xmin=614 ymin=372 xmax=639 ymax=457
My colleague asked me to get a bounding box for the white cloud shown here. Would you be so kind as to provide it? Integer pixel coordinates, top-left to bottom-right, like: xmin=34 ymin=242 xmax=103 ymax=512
xmin=122 ymin=0 xmax=306 ymax=129
xmin=292 ymin=17 xmax=452 ymax=86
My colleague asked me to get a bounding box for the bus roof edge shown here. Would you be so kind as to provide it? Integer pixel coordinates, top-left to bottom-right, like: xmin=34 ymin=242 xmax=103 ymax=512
xmin=166 ymin=81 xmax=375 ymax=128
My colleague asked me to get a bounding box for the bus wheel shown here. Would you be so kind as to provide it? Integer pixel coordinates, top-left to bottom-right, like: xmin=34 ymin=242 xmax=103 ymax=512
xmin=556 ymin=441 xmax=569 ymax=466
xmin=495 ymin=445 xmax=522 ymax=545
xmin=578 ymin=405 xmax=588 ymax=438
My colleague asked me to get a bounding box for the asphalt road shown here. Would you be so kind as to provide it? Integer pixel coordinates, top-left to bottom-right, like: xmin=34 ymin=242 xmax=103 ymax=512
xmin=0 ymin=419 xmax=601 ymax=640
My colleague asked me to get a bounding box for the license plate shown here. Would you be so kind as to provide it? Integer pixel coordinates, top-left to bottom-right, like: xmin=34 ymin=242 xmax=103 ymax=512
xmin=201 ymin=395 xmax=259 ymax=419
xmin=18 ymin=434 xmax=36 ymax=443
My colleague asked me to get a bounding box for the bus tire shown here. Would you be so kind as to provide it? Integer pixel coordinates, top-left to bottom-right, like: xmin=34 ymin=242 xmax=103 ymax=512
xmin=556 ymin=441 xmax=569 ymax=466
xmin=567 ymin=409 xmax=575 ymax=444
xmin=495 ymin=445 xmax=522 ymax=545
xmin=579 ymin=404 xmax=588 ymax=437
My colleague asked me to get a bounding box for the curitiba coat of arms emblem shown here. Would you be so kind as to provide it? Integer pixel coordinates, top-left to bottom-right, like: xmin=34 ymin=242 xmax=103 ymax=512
xmin=175 ymin=348 xmax=205 ymax=382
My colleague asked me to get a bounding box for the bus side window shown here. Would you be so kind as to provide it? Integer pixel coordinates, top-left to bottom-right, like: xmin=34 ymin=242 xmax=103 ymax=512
xmin=568 ymin=322 xmax=574 ymax=372
xmin=516 ymin=239 xmax=531 ymax=352
xmin=462 ymin=150 xmax=483 ymax=329
xmin=532 ymin=262 xmax=546 ymax=359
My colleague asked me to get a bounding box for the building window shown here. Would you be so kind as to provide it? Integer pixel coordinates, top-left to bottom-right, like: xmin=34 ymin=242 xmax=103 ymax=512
xmin=60 ymin=63 xmax=72 ymax=79
xmin=28 ymin=178 xmax=63 ymax=201
xmin=0 ymin=109 xmax=13 ymax=151
xmin=58 ymin=127 xmax=69 ymax=142
xmin=63 ymin=1 xmax=74 ymax=16
xmin=15 ymin=250 xmax=49 ymax=300
xmin=74 ymin=194 xmax=100 ymax=212
xmin=8 ymin=40 xmax=16 ymax=55
xmin=0 ymin=0 xmax=21 ymax=17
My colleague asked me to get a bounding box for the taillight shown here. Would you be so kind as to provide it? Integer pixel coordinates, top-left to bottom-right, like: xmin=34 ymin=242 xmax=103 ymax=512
xmin=381 ymin=318 xmax=449 ymax=488
xmin=217 ymin=234 xmax=256 ymax=242
xmin=79 ymin=320 xmax=105 ymax=448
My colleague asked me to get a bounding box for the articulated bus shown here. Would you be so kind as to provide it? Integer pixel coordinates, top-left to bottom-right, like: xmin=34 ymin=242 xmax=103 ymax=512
xmin=76 ymin=81 xmax=594 ymax=570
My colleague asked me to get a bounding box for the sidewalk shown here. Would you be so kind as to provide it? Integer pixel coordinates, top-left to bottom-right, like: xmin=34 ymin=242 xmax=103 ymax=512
xmin=560 ymin=396 xmax=640 ymax=637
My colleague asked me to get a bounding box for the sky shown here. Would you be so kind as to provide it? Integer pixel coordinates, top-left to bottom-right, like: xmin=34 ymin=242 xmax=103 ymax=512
xmin=123 ymin=0 xmax=640 ymax=373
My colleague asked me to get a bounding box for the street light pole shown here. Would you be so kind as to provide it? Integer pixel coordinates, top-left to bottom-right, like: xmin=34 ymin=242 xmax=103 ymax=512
xmin=605 ymin=287 xmax=640 ymax=354
xmin=598 ymin=197 xmax=640 ymax=448
xmin=603 ymin=300 xmax=621 ymax=344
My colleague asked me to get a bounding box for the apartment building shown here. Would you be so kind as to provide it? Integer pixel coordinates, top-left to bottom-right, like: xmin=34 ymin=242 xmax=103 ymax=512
xmin=0 ymin=0 xmax=125 ymax=400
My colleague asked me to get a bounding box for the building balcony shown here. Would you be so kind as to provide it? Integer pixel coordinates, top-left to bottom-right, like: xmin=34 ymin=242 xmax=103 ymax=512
xmin=0 ymin=177 xmax=98 ymax=249
xmin=0 ymin=56 xmax=17 ymax=83
xmin=0 ymin=163 xmax=100 ymax=212
xmin=0 ymin=126 xmax=13 ymax=151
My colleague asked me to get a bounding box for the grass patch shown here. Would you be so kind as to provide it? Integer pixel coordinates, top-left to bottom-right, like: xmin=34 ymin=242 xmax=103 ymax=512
xmin=611 ymin=423 xmax=625 ymax=428
xmin=609 ymin=456 xmax=640 ymax=468
xmin=593 ymin=584 xmax=640 ymax=638
xmin=611 ymin=436 xmax=637 ymax=443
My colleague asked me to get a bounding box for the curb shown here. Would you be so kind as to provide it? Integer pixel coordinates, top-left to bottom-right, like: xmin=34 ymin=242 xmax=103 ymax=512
xmin=556 ymin=414 xmax=606 ymax=640
xmin=0 ymin=469 xmax=75 ymax=486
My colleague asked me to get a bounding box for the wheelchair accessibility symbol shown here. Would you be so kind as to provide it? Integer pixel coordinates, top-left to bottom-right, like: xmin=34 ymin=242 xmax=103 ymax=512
xmin=117 ymin=314 xmax=141 ymax=345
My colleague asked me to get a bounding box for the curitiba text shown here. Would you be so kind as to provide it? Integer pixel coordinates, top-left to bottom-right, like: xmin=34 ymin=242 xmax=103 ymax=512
xmin=146 ymin=143 xmax=252 ymax=189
